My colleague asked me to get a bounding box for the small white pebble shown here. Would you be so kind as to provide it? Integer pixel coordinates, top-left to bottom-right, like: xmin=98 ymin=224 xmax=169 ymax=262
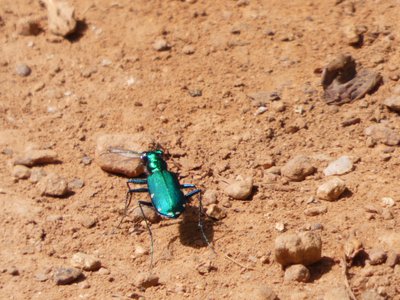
xmin=275 ymin=222 xmax=286 ymax=232
xmin=381 ymin=197 xmax=395 ymax=207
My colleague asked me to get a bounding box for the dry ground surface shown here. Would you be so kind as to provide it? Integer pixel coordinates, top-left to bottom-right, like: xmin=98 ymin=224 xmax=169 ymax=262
xmin=1 ymin=0 xmax=400 ymax=299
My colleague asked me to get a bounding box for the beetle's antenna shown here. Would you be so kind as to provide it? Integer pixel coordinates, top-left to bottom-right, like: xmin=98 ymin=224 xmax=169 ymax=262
xmin=139 ymin=202 xmax=154 ymax=269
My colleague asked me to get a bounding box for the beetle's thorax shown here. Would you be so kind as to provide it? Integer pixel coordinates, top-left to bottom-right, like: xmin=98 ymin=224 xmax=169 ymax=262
xmin=145 ymin=152 xmax=167 ymax=174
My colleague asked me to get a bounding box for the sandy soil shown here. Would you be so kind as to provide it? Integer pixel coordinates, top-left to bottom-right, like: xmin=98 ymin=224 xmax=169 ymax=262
xmin=1 ymin=0 xmax=400 ymax=299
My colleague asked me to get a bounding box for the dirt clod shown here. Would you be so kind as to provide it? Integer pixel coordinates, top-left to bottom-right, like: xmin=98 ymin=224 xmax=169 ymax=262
xmin=37 ymin=173 xmax=69 ymax=197
xmin=284 ymin=264 xmax=310 ymax=282
xmin=71 ymin=252 xmax=101 ymax=271
xmin=275 ymin=231 xmax=322 ymax=267
xmin=281 ymin=156 xmax=316 ymax=182
xmin=14 ymin=149 xmax=59 ymax=167
xmin=223 ymin=175 xmax=253 ymax=200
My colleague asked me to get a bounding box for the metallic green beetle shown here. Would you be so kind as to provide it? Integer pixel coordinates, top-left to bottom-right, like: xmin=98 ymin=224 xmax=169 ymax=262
xmin=112 ymin=149 xmax=209 ymax=266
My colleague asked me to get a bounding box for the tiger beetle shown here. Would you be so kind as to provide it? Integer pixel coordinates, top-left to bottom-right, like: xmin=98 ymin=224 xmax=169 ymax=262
xmin=112 ymin=149 xmax=210 ymax=267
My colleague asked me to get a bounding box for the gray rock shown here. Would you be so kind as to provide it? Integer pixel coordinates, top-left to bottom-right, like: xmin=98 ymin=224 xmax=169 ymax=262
xmin=14 ymin=149 xmax=59 ymax=167
xmin=53 ymin=267 xmax=82 ymax=285
xmin=323 ymin=156 xmax=354 ymax=176
xmin=46 ymin=0 xmax=77 ymax=36
xmin=304 ymin=205 xmax=328 ymax=216
xmin=71 ymin=252 xmax=101 ymax=271
xmin=381 ymin=197 xmax=395 ymax=207
xmin=81 ymin=156 xmax=92 ymax=165
xmin=317 ymin=178 xmax=346 ymax=201
xmin=206 ymin=204 xmax=226 ymax=220
xmin=275 ymin=231 xmax=322 ymax=267
xmin=35 ymin=271 xmax=49 ymax=282
xmin=223 ymin=175 xmax=253 ymax=200
xmin=281 ymin=156 xmax=316 ymax=182
xmin=15 ymin=63 xmax=31 ymax=77
xmin=12 ymin=165 xmax=31 ymax=179
xmin=37 ymin=173 xmax=69 ymax=197
xmin=95 ymin=133 xmax=153 ymax=177
xmin=368 ymin=249 xmax=387 ymax=265
xmin=153 ymin=39 xmax=170 ymax=51
xmin=284 ymin=264 xmax=310 ymax=282
xmin=133 ymin=273 xmax=159 ymax=289
xmin=384 ymin=95 xmax=400 ymax=112
xmin=364 ymin=124 xmax=400 ymax=146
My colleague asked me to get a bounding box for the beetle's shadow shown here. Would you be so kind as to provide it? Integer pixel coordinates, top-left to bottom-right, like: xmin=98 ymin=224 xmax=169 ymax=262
xmin=178 ymin=206 xmax=214 ymax=248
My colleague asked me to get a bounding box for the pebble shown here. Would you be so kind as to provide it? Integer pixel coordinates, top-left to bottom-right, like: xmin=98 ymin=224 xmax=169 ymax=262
xmin=71 ymin=252 xmax=101 ymax=271
xmin=16 ymin=17 xmax=41 ymax=36
xmin=15 ymin=63 xmax=31 ymax=77
xmin=206 ymin=204 xmax=226 ymax=220
xmin=132 ymin=204 xmax=161 ymax=224
xmin=81 ymin=156 xmax=92 ymax=165
xmin=7 ymin=266 xmax=20 ymax=276
xmin=14 ymin=149 xmax=59 ymax=167
xmin=79 ymin=215 xmax=97 ymax=228
xmin=134 ymin=244 xmax=148 ymax=258
xmin=97 ymin=267 xmax=110 ymax=275
xmin=342 ymin=24 xmax=362 ymax=45
xmin=133 ymin=273 xmax=160 ymax=289
xmin=255 ymin=106 xmax=267 ymax=115
xmin=364 ymin=124 xmax=400 ymax=146
xmin=304 ymin=205 xmax=328 ymax=216
xmin=284 ymin=264 xmax=310 ymax=282
xmin=37 ymin=173 xmax=69 ymax=197
xmin=46 ymin=0 xmax=77 ymax=36
xmin=368 ymin=249 xmax=387 ymax=265
xmin=153 ymin=38 xmax=170 ymax=51
xmin=35 ymin=271 xmax=49 ymax=282
xmin=53 ymin=267 xmax=82 ymax=285
xmin=203 ymin=190 xmax=218 ymax=206
xmin=189 ymin=89 xmax=202 ymax=97
xmin=12 ymin=165 xmax=31 ymax=180
xmin=95 ymin=134 xmax=153 ymax=177
xmin=223 ymin=175 xmax=253 ymax=200
xmin=281 ymin=155 xmax=316 ymax=182
xmin=386 ymin=251 xmax=399 ymax=268
xmin=323 ymin=156 xmax=354 ymax=176
xmin=275 ymin=231 xmax=322 ymax=267
xmin=316 ymin=177 xmax=346 ymax=201
xmin=341 ymin=117 xmax=361 ymax=127
xmin=29 ymin=168 xmax=47 ymax=183
xmin=323 ymin=286 xmax=351 ymax=300
xmin=182 ymin=45 xmax=195 ymax=55
xmin=68 ymin=178 xmax=84 ymax=191
xmin=275 ymin=222 xmax=286 ymax=232
xmin=247 ymin=91 xmax=278 ymax=107
xmin=384 ymin=96 xmax=400 ymax=113
xmin=381 ymin=197 xmax=395 ymax=207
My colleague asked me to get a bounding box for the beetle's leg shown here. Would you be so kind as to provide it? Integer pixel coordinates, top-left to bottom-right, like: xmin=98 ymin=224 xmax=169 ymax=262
xmin=138 ymin=200 xmax=154 ymax=269
xmin=180 ymin=183 xmax=196 ymax=189
xmin=184 ymin=188 xmax=201 ymax=199
xmin=127 ymin=187 xmax=149 ymax=193
xmin=128 ymin=178 xmax=148 ymax=184
xmin=185 ymin=189 xmax=212 ymax=248
xmin=116 ymin=189 xmax=134 ymax=228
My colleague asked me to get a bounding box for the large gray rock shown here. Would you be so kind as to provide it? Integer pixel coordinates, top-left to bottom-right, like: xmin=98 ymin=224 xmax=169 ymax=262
xmin=275 ymin=232 xmax=322 ymax=267
xmin=323 ymin=156 xmax=354 ymax=176
xmin=281 ymin=156 xmax=316 ymax=181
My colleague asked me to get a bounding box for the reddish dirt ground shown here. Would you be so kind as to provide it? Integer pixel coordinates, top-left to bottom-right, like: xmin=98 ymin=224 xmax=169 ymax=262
xmin=1 ymin=0 xmax=400 ymax=299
